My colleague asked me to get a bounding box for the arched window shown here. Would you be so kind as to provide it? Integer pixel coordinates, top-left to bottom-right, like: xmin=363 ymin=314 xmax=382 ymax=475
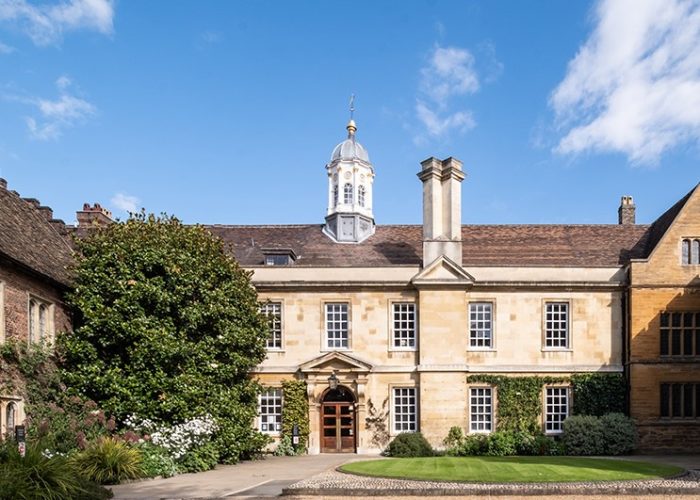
xmin=333 ymin=184 xmax=338 ymax=207
xmin=6 ymin=402 xmax=16 ymax=433
xmin=39 ymin=305 xmax=47 ymax=340
xmin=693 ymin=240 xmax=700 ymax=265
xmin=343 ymin=183 xmax=353 ymax=204
xmin=358 ymin=185 xmax=366 ymax=207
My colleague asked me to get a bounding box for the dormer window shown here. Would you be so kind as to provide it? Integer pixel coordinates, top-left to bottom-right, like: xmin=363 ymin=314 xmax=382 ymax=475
xmin=262 ymin=248 xmax=297 ymax=266
xmin=682 ymin=239 xmax=700 ymax=265
xmin=343 ymin=183 xmax=353 ymax=204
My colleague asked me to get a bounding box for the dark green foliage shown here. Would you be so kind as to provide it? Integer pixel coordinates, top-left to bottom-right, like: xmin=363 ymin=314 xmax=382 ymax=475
xmin=137 ymin=443 xmax=178 ymax=478
xmin=447 ymin=431 xmax=562 ymax=457
xmin=562 ymin=415 xmax=606 ymax=455
xmin=177 ymin=441 xmax=219 ymax=472
xmin=0 ymin=439 xmax=112 ymax=500
xmin=570 ymin=374 xmax=626 ymax=416
xmin=281 ymin=380 xmax=310 ymax=453
xmin=600 ymin=413 xmax=637 ymax=455
xmin=385 ymin=432 xmax=434 ymax=457
xmin=61 ymin=213 xmax=270 ymax=464
xmin=273 ymin=434 xmax=296 ymax=456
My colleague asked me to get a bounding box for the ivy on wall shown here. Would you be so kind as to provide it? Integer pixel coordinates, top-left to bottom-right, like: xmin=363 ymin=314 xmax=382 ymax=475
xmin=570 ymin=373 xmax=626 ymax=416
xmin=281 ymin=380 xmax=310 ymax=452
xmin=467 ymin=373 xmax=626 ymax=433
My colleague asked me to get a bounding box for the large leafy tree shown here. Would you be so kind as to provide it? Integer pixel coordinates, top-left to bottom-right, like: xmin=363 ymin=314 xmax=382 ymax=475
xmin=61 ymin=213 xmax=269 ymax=462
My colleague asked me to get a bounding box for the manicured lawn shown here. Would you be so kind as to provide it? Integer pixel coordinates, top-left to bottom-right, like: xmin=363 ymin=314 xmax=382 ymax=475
xmin=339 ymin=456 xmax=682 ymax=483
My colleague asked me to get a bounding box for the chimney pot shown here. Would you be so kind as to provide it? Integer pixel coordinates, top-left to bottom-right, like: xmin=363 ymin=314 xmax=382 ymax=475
xmin=77 ymin=202 xmax=113 ymax=228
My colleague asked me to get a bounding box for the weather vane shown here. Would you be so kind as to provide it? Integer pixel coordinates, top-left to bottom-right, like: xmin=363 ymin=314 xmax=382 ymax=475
xmin=349 ymin=94 xmax=355 ymax=120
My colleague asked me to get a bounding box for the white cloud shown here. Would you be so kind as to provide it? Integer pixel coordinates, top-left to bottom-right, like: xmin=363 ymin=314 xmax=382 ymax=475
xmin=23 ymin=75 xmax=96 ymax=140
xmin=0 ymin=0 xmax=114 ymax=46
xmin=0 ymin=40 xmax=14 ymax=53
xmin=414 ymin=44 xmax=496 ymax=141
xmin=550 ymin=0 xmax=700 ymax=164
xmin=111 ymin=192 xmax=139 ymax=214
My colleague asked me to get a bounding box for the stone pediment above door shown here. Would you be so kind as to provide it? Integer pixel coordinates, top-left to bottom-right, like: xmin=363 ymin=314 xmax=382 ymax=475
xmin=299 ymin=351 xmax=373 ymax=375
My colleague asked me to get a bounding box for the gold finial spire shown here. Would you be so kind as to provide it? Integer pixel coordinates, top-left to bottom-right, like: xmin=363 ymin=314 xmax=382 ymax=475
xmin=346 ymin=94 xmax=357 ymax=137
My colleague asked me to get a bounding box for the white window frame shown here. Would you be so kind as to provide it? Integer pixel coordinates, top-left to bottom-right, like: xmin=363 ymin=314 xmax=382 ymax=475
xmin=358 ymin=185 xmax=366 ymax=207
xmin=258 ymin=388 xmax=282 ymax=435
xmin=260 ymin=301 xmax=283 ymax=350
xmin=544 ymin=386 xmax=570 ymax=434
xmin=469 ymin=386 xmax=494 ymax=434
xmin=343 ymin=183 xmax=353 ymax=205
xmin=325 ymin=302 xmax=350 ymax=350
xmin=28 ymin=295 xmax=54 ymax=345
xmin=469 ymin=302 xmax=494 ymax=350
xmin=392 ymin=387 xmax=418 ymax=434
xmin=543 ymin=301 xmax=570 ymax=350
xmin=391 ymin=302 xmax=417 ymax=351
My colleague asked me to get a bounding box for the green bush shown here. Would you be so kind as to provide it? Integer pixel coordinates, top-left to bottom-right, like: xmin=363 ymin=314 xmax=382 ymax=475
xmin=138 ymin=443 xmax=178 ymax=478
xmin=449 ymin=431 xmax=562 ymax=457
xmin=562 ymin=415 xmax=605 ymax=455
xmin=486 ymin=431 xmax=518 ymax=456
xmin=570 ymin=374 xmax=626 ymax=416
xmin=385 ymin=432 xmax=433 ymax=457
xmin=451 ymin=433 xmax=487 ymax=456
xmin=177 ymin=441 xmax=219 ymax=473
xmin=442 ymin=426 xmax=465 ymax=449
xmin=273 ymin=434 xmax=297 ymax=456
xmin=71 ymin=437 xmax=143 ymax=485
xmin=600 ymin=413 xmax=637 ymax=455
xmin=0 ymin=439 xmax=111 ymax=500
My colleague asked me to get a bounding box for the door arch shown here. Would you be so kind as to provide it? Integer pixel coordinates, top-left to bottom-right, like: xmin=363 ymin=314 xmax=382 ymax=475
xmin=320 ymin=385 xmax=356 ymax=453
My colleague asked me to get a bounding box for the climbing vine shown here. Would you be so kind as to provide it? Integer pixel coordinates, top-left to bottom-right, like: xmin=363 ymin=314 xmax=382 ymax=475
xmin=281 ymin=380 xmax=310 ymax=453
xmin=467 ymin=373 xmax=626 ymax=433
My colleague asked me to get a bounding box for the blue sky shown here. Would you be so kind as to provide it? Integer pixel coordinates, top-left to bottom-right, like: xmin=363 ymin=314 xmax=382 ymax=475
xmin=0 ymin=0 xmax=699 ymax=226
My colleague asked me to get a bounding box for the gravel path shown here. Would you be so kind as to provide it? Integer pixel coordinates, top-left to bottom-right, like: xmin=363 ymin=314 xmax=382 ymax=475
xmin=283 ymin=469 xmax=700 ymax=496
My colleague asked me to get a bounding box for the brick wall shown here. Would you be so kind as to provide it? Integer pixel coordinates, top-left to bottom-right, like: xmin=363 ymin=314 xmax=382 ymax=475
xmin=0 ymin=260 xmax=71 ymax=344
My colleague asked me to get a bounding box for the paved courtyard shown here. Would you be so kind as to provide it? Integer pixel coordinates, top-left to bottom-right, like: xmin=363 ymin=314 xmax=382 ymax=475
xmin=110 ymin=454 xmax=700 ymax=499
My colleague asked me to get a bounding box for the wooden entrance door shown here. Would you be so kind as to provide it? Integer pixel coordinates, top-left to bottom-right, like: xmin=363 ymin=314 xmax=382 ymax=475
xmin=321 ymin=402 xmax=355 ymax=453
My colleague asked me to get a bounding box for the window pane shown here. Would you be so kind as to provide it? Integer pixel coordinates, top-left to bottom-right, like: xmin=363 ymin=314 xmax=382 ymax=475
xmin=392 ymin=303 xmax=416 ymax=348
xmin=260 ymin=302 xmax=283 ymax=349
xmin=682 ymin=239 xmax=691 ymax=264
xmin=469 ymin=302 xmax=492 ymax=348
xmin=393 ymin=387 xmax=417 ymax=432
xmin=683 ymin=330 xmax=693 ymax=355
xmin=672 ymin=330 xmax=681 ymax=355
xmin=470 ymin=388 xmax=492 ymax=432
xmin=683 ymin=384 xmax=694 ymax=417
xmin=545 ymin=387 xmax=568 ymax=433
xmin=660 ymin=384 xmax=670 ymax=418
xmin=259 ymin=388 xmax=282 ymax=433
xmin=326 ymin=303 xmax=349 ymax=349
xmin=660 ymin=329 xmax=669 ymax=356
xmin=544 ymin=303 xmax=568 ymax=349
xmin=672 ymin=384 xmax=682 ymax=417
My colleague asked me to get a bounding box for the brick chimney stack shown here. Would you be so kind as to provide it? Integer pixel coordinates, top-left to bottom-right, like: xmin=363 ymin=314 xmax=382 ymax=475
xmin=77 ymin=203 xmax=113 ymax=227
xmin=618 ymin=196 xmax=636 ymax=225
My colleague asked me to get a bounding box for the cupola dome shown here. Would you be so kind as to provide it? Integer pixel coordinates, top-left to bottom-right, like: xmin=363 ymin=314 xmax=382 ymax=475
xmin=330 ymin=120 xmax=370 ymax=163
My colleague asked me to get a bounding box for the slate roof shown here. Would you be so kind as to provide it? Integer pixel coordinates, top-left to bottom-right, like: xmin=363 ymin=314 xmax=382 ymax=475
xmin=642 ymin=184 xmax=698 ymax=257
xmin=208 ymin=223 xmax=651 ymax=268
xmin=0 ymin=183 xmax=73 ymax=286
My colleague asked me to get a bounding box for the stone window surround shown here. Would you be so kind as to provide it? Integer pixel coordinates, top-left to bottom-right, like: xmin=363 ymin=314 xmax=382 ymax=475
xmin=468 ymin=300 xmax=497 ymax=351
xmin=468 ymin=385 xmax=495 ymax=434
xmin=543 ymin=385 xmax=571 ymax=435
xmin=0 ymin=281 xmax=4 ymax=344
xmin=27 ymin=293 xmax=54 ymax=345
xmin=258 ymin=387 xmax=283 ymax=435
xmin=681 ymin=238 xmax=700 ymax=265
xmin=542 ymin=299 xmax=573 ymax=352
xmin=260 ymin=299 xmax=285 ymax=351
xmin=388 ymin=300 xmax=418 ymax=352
xmin=0 ymin=396 xmax=23 ymax=438
xmin=659 ymin=311 xmax=700 ymax=358
xmin=389 ymin=384 xmax=418 ymax=436
xmin=321 ymin=301 xmax=352 ymax=352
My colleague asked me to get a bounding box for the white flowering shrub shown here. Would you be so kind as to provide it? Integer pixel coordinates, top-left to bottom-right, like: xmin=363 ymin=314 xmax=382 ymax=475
xmin=124 ymin=414 xmax=217 ymax=460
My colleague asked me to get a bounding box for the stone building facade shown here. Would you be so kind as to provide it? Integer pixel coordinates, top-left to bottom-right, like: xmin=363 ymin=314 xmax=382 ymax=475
xmin=208 ymin=119 xmax=697 ymax=453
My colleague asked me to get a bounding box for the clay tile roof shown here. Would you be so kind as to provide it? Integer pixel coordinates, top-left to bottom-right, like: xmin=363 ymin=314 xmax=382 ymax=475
xmin=0 ymin=185 xmax=73 ymax=286
xmin=207 ymin=223 xmax=651 ymax=268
